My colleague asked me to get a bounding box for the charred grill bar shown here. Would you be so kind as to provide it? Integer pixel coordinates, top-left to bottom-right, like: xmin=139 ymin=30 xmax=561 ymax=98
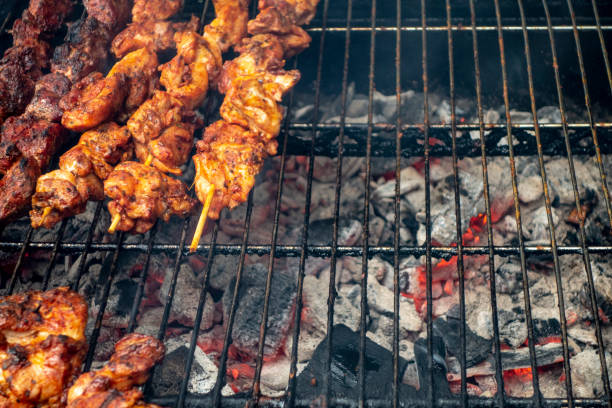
xmin=0 ymin=0 xmax=611 ymax=407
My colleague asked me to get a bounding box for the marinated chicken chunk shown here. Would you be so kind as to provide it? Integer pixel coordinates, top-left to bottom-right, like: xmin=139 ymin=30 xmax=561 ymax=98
xmin=159 ymin=31 xmax=221 ymax=109
xmin=203 ymin=0 xmax=250 ymax=53
xmin=67 ymin=333 xmax=164 ymax=408
xmin=31 ymin=123 xmax=132 ymax=229
xmin=111 ymin=17 xmax=199 ymax=59
xmin=60 ymin=71 xmax=126 ymax=132
xmin=0 ymin=287 xmax=88 ymax=408
xmin=105 ymin=161 xmax=196 ymax=233
xmin=134 ymin=123 xmax=194 ymax=175
xmin=132 ymin=0 xmax=183 ymax=23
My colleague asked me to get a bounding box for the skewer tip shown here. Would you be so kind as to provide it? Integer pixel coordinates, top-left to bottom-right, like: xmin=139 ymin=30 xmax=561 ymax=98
xmin=108 ymin=213 xmax=121 ymax=234
xmin=40 ymin=207 xmax=52 ymax=224
xmin=144 ymin=154 xmax=153 ymax=166
xmin=189 ymin=186 xmax=215 ymax=253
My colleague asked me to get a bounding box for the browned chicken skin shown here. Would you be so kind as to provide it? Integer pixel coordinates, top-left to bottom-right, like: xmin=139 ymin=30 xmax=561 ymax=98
xmin=31 ymin=123 xmax=132 ymax=229
xmin=132 ymin=0 xmax=183 ymax=23
xmin=66 ymin=333 xmax=165 ymax=408
xmin=0 ymin=287 xmax=88 ymax=408
xmin=61 ymin=47 xmax=159 ymax=131
xmin=105 ymin=161 xmax=196 ymax=233
xmin=112 ymin=17 xmax=199 ymax=59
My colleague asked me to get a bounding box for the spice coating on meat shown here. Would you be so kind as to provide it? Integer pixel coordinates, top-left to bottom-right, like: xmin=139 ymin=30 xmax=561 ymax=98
xmin=105 ymin=161 xmax=196 ymax=233
xmin=204 ymin=0 xmax=250 ymax=54
xmin=83 ymin=0 xmax=131 ymax=27
xmin=66 ymin=333 xmax=165 ymax=408
xmin=132 ymin=0 xmax=183 ymax=23
xmin=0 ymin=287 xmax=88 ymax=408
xmin=0 ymin=158 xmax=40 ymax=223
xmin=31 ymin=123 xmax=132 ymax=229
xmin=25 ymin=73 xmax=72 ymax=122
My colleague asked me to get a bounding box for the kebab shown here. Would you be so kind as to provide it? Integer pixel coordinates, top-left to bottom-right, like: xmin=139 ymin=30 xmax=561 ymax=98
xmin=103 ymin=0 xmax=252 ymax=234
xmin=29 ymin=0 xmax=190 ymax=229
xmin=0 ymin=0 xmax=131 ymax=224
xmin=0 ymin=0 xmax=74 ymax=124
xmin=189 ymin=0 xmax=318 ymax=251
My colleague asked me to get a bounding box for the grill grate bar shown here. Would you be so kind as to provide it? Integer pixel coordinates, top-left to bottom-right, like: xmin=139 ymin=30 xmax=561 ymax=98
xmin=5 ymin=226 xmax=33 ymax=294
xmin=306 ymin=24 xmax=612 ymax=32
xmin=251 ymin=59 xmax=297 ymax=404
xmin=84 ymin=231 xmax=125 ymax=371
xmin=519 ymin=0 xmax=578 ymax=404
xmin=71 ymin=201 xmax=104 ymax=292
xmin=358 ymin=0 xmax=376 ymax=404
xmin=127 ymin=224 xmax=158 ymax=333
xmin=542 ymin=0 xmax=612 ymax=404
xmin=41 ymin=220 xmax=67 ymax=291
xmin=592 ymin=0 xmax=612 ymax=111
xmin=392 ymin=0 xmax=401 ymax=406
xmin=494 ymin=0 xmax=546 ymax=403
xmin=211 ymin=191 xmax=254 ymax=407
xmin=421 ymin=1 xmax=435 ymax=406
xmin=284 ymin=0 xmax=329 ymax=405
xmin=177 ymin=220 xmax=219 ymax=408
xmin=317 ymin=0 xmax=352 ymax=403
xmin=468 ymin=0 xmax=506 ymax=405
xmin=566 ymin=0 xmax=612 ymax=230
xmin=2 ymin=242 xmax=611 ymax=257
xmin=446 ymin=1 xmax=468 ymax=405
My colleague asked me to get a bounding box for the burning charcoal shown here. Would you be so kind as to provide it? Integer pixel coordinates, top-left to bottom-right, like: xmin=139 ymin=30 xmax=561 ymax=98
xmin=495 ymin=259 xmax=523 ymax=295
xmin=372 ymin=166 xmax=423 ymax=200
xmin=223 ymin=263 xmax=296 ymax=357
xmin=523 ymin=206 xmax=559 ymax=244
xmin=159 ymin=262 xmax=214 ymax=331
xmin=366 ymin=272 xmax=422 ymax=333
xmin=498 ymin=308 xmax=528 ymax=348
xmin=150 ymin=335 xmax=218 ymax=396
xmin=518 ymin=175 xmax=543 ymax=204
xmin=536 ymin=106 xmax=561 ymax=124
xmin=533 ymin=318 xmax=561 ymax=342
xmin=570 ymin=348 xmax=612 ymax=398
xmin=590 ymin=260 xmax=612 ymax=322
xmin=433 ymin=317 xmax=491 ymax=368
xmin=296 ymin=324 xmax=422 ymax=400
xmin=413 ymin=335 xmax=451 ymax=394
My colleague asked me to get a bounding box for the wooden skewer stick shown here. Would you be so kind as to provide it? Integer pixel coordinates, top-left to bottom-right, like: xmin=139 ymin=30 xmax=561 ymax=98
xmin=189 ymin=185 xmax=215 ymax=253
xmin=40 ymin=207 xmax=52 ymax=224
xmin=108 ymin=213 xmax=121 ymax=234
xmin=144 ymin=154 xmax=153 ymax=166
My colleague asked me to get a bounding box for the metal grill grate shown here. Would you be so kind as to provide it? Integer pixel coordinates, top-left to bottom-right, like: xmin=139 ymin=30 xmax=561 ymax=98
xmin=0 ymin=0 xmax=612 ymax=407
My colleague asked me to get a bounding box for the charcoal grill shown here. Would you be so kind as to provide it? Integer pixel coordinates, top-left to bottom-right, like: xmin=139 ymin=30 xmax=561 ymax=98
xmin=0 ymin=0 xmax=611 ymax=407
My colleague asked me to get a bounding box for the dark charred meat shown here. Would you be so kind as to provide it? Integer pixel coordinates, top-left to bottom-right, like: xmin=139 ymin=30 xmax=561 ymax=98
xmin=83 ymin=0 xmax=131 ymax=27
xmin=25 ymin=73 xmax=72 ymax=122
xmin=0 ymin=287 xmax=88 ymax=408
xmin=0 ymin=157 xmax=40 ymax=224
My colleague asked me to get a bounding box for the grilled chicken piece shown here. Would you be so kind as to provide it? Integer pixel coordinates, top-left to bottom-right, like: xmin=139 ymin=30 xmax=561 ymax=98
xmin=159 ymin=31 xmax=222 ymax=109
xmin=220 ymin=70 xmax=299 ymax=138
xmin=134 ymin=123 xmax=194 ymax=175
xmin=51 ymin=16 xmax=115 ymax=83
xmin=83 ymin=0 xmax=131 ymax=27
xmin=127 ymin=91 xmax=185 ymax=145
xmin=67 ymin=333 xmax=164 ymax=408
xmin=25 ymin=73 xmax=72 ymax=122
xmin=0 ymin=287 xmax=88 ymax=408
xmin=105 ymin=161 xmax=196 ymax=233
xmin=0 ymin=115 xmax=66 ymax=173
xmin=106 ymin=47 xmax=159 ymax=118
xmin=193 ymin=121 xmax=271 ymax=219
xmin=132 ymin=0 xmax=183 ymax=23
xmin=27 ymin=0 xmax=74 ymax=32
xmin=248 ymin=8 xmax=311 ymax=56
xmin=111 ymin=17 xmax=199 ymax=59
xmin=61 ymin=47 xmax=158 ymax=131
xmin=203 ymin=0 xmax=250 ymax=53
xmin=258 ymin=0 xmax=319 ymax=26
xmin=31 ymin=123 xmax=132 ymax=229
xmin=0 ymin=157 xmax=40 ymax=224
xmin=60 ymin=72 xmax=127 ymax=132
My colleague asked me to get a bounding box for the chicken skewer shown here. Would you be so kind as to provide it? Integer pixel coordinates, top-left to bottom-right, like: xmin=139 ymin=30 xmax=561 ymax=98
xmin=104 ymin=0 xmax=251 ymax=234
xmin=189 ymin=0 xmax=318 ymax=251
xmin=30 ymin=0 xmax=195 ymax=229
xmin=0 ymin=0 xmax=131 ymax=224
